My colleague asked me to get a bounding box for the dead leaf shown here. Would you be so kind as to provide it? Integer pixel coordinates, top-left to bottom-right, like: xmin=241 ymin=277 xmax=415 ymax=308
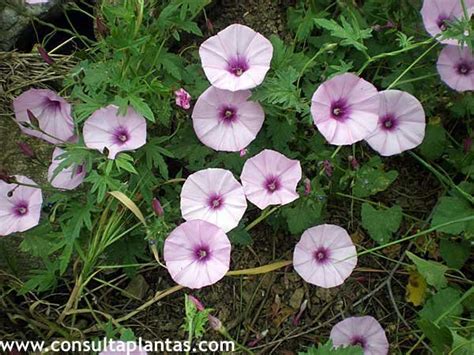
xmin=406 ymin=269 xmax=427 ymax=306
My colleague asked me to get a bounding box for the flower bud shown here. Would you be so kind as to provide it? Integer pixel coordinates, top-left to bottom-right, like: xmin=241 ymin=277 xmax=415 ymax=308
xmin=464 ymin=137 xmax=472 ymax=153
xmin=208 ymin=314 xmax=225 ymax=334
xmin=303 ymin=178 xmax=311 ymax=195
xmin=152 ymin=197 xmax=164 ymax=216
xmin=38 ymin=46 xmax=54 ymax=65
xmin=174 ymin=88 xmax=191 ymax=110
xmin=348 ymin=155 xmax=360 ymax=170
xmin=239 ymin=148 xmax=248 ymax=157
xmin=18 ymin=142 xmax=36 ymax=159
xmin=322 ymin=160 xmax=333 ymax=177
xmin=188 ymin=295 xmax=204 ymax=312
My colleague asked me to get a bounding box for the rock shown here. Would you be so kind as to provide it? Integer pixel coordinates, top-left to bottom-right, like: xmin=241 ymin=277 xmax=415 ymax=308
xmin=0 ymin=0 xmax=61 ymax=51
xmin=289 ymin=287 xmax=305 ymax=310
xmin=123 ymin=274 xmax=150 ymax=300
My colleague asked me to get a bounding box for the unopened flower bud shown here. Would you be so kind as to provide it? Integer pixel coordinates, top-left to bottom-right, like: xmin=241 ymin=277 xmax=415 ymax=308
xmin=18 ymin=142 xmax=36 ymax=159
xmin=38 ymin=46 xmax=54 ymax=65
xmin=348 ymin=155 xmax=360 ymax=170
xmin=152 ymin=197 xmax=164 ymax=216
xmin=303 ymin=178 xmax=311 ymax=195
xmin=464 ymin=137 xmax=472 ymax=153
xmin=206 ymin=18 xmax=214 ymax=34
xmin=175 ymin=88 xmax=191 ymax=110
xmin=322 ymin=160 xmax=333 ymax=177
xmin=208 ymin=314 xmax=225 ymax=334
xmin=188 ymin=295 xmax=204 ymax=312
xmin=239 ymin=148 xmax=248 ymax=157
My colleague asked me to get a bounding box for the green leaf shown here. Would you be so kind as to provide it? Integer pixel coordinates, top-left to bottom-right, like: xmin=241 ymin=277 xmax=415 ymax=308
xmin=406 ymin=251 xmax=448 ymax=290
xmin=183 ymin=295 xmax=211 ymax=340
xmin=451 ymin=332 xmax=474 ymax=355
xmin=283 ymin=196 xmax=325 ymax=235
xmin=252 ymin=67 xmax=306 ymax=112
xmin=299 ymin=340 xmax=363 ymax=355
xmin=353 ymin=157 xmax=398 ymax=198
xmin=266 ymin=116 xmax=297 ymax=153
xmin=314 ymin=14 xmax=372 ymax=53
xmin=440 ymin=239 xmax=471 ymax=269
xmin=419 ymin=123 xmax=447 ymax=160
xmin=417 ymin=319 xmax=453 ymax=354
xmin=361 ymin=203 xmax=403 ymax=245
xmin=419 ymin=287 xmax=463 ymax=327
xmin=229 ymin=227 xmax=253 ymax=246
xmin=115 ymin=154 xmax=138 ymax=175
xmin=431 ymin=196 xmax=474 ymax=235
xmin=129 ymin=95 xmax=155 ymax=122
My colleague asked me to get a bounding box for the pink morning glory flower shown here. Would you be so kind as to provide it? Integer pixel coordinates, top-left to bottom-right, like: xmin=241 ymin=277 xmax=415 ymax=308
xmin=199 ymin=24 xmax=273 ymax=91
xmin=83 ymin=105 xmax=147 ymax=159
xmin=13 ymin=88 xmax=75 ymax=144
xmin=99 ymin=341 xmax=147 ymax=355
xmin=47 ymin=148 xmax=86 ymax=190
xmin=175 ymin=88 xmax=191 ymax=109
xmin=163 ymin=220 xmax=231 ymax=289
xmin=330 ymin=316 xmax=389 ymax=355
xmin=293 ymin=224 xmax=357 ymax=288
xmin=421 ymin=0 xmax=474 ymax=45
xmin=310 ymin=73 xmax=380 ymax=146
xmin=437 ymin=45 xmax=474 ymax=92
xmin=365 ymin=90 xmax=426 ymax=156
xmin=192 ymin=86 xmax=265 ymax=152
xmin=0 ymin=176 xmax=43 ymax=236
xmin=240 ymin=149 xmax=302 ymax=210
xmin=180 ymin=168 xmax=247 ymax=232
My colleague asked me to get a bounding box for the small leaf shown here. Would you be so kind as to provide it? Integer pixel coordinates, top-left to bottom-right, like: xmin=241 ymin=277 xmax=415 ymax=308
xmin=406 ymin=251 xmax=448 ymax=290
xmin=361 ymin=203 xmax=403 ymax=245
xmin=406 ymin=270 xmax=427 ymax=306
xmin=129 ymin=95 xmax=155 ymax=122
xmin=440 ymin=239 xmax=471 ymax=269
xmin=229 ymin=228 xmax=253 ymax=246
xmin=419 ymin=123 xmax=447 ymax=160
xmin=419 ymin=287 xmax=463 ymax=327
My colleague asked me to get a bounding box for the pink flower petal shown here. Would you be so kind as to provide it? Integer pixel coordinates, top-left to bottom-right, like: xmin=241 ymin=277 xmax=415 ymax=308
xmin=13 ymin=89 xmax=75 ymax=144
xmin=0 ymin=176 xmax=43 ymax=236
xmin=240 ymin=149 xmax=302 ymax=210
xmin=293 ymin=224 xmax=357 ymax=288
xmin=421 ymin=0 xmax=474 ymax=45
xmin=180 ymin=168 xmax=247 ymax=232
xmin=311 ymin=73 xmax=380 ymax=145
xmin=436 ymin=45 xmax=474 ymax=92
xmin=48 ymin=148 xmax=86 ymax=190
xmin=365 ymin=90 xmax=425 ymax=156
xmin=83 ymin=105 xmax=147 ymax=159
xmin=192 ymin=86 xmax=265 ymax=152
xmin=330 ymin=316 xmax=389 ymax=355
xmin=199 ymin=24 xmax=273 ymax=91
xmin=164 ymin=220 xmax=231 ymax=289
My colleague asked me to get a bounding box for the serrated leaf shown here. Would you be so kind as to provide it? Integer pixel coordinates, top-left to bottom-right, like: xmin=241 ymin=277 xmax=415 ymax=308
xmin=361 ymin=203 xmax=402 ymax=244
xmin=406 ymin=251 xmax=448 ymax=290
xmin=129 ymin=95 xmax=155 ymax=122
xmin=299 ymin=340 xmax=363 ymax=355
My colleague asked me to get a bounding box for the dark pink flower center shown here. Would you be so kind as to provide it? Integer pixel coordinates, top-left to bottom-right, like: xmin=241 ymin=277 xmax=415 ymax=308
xmin=207 ymin=193 xmax=224 ymax=210
xmin=350 ymin=336 xmax=367 ymax=349
xmin=227 ymin=56 xmax=249 ymax=77
xmin=13 ymin=201 xmax=29 ymax=217
xmin=380 ymin=114 xmax=398 ymax=131
xmin=113 ymin=126 xmax=130 ymax=145
xmin=330 ymin=99 xmax=351 ymax=120
xmin=313 ymin=247 xmax=330 ymax=264
xmin=264 ymin=176 xmax=281 ymax=193
xmin=456 ymin=62 xmax=472 ymax=76
xmin=219 ymin=106 xmax=238 ymax=124
xmin=436 ymin=16 xmax=450 ymax=31
xmin=194 ymin=245 xmax=211 ymax=262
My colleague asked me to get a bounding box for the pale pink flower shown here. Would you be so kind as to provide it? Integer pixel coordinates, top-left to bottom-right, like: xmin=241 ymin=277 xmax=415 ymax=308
xmin=163 ymin=220 xmax=231 ymax=289
xmin=0 ymin=176 xmax=43 ymax=236
xmin=240 ymin=149 xmax=302 ymax=210
xmin=175 ymin=88 xmax=191 ymax=109
xmin=437 ymin=45 xmax=474 ymax=92
xmin=192 ymin=86 xmax=264 ymax=152
xmin=199 ymin=24 xmax=273 ymax=91
xmin=83 ymin=105 xmax=147 ymax=159
xmin=310 ymin=73 xmax=380 ymax=145
xmin=365 ymin=90 xmax=426 ymax=156
xmin=100 ymin=341 xmax=147 ymax=355
xmin=330 ymin=316 xmax=389 ymax=355
xmin=13 ymin=88 xmax=75 ymax=144
xmin=293 ymin=224 xmax=357 ymax=288
xmin=421 ymin=0 xmax=474 ymax=45
xmin=48 ymin=148 xmax=86 ymax=190
xmin=180 ymin=168 xmax=247 ymax=232
xmin=26 ymin=0 xmax=50 ymax=4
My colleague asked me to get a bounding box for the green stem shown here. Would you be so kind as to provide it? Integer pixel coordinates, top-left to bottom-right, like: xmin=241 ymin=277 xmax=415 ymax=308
xmin=245 ymin=206 xmax=280 ymax=232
